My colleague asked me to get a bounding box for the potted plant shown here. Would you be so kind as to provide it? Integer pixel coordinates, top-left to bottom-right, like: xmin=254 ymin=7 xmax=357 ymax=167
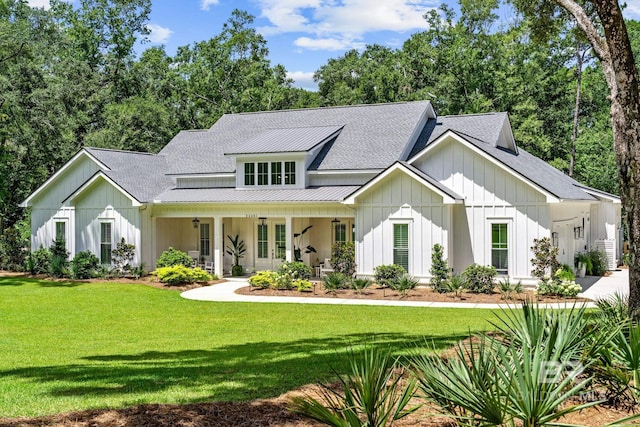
xmin=293 ymin=225 xmax=317 ymax=262
xmin=226 ymin=234 xmax=246 ymax=276
xmin=574 ymin=252 xmax=589 ymax=278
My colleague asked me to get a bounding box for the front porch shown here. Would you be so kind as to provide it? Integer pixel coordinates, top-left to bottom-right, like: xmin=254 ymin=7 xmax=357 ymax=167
xmin=151 ymin=213 xmax=354 ymax=278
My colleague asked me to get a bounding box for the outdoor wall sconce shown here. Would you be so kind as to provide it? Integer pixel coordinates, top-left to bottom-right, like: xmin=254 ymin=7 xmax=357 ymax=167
xmin=192 ymin=217 xmax=200 ymax=229
xmin=259 ymin=217 xmax=267 ymax=226
xmin=573 ymin=226 xmax=584 ymax=239
xmin=552 ymin=232 xmax=559 ymax=247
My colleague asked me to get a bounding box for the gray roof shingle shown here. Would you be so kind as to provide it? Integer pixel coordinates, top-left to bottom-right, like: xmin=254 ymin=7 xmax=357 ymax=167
xmin=224 ymin=125 xmax=343 ymax=155
xmin=159 ymin=101 xmax=434 ymax=174
xmin=84 ymin=148 xmax=175 ymax=202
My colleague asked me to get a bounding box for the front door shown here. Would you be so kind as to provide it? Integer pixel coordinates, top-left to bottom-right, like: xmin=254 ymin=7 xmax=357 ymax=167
xmin=255 ymin=221 xmax=286 ymax=271
xmin=554 ymin=221 xmax=574 ymax=267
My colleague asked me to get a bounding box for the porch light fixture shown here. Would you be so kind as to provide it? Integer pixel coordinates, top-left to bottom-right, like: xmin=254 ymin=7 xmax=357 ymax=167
xmin=192 ymin=217 xmax=200 ymax=229
xmin=331 ymin=218 xmax=340 ymax=223
xmin=552 ymin=232 xmax=559 ymax=247
xmin=259 ymin=217 xmax=267 ymax=226
xmin=573 ymin=226 xmax=583 ymax=239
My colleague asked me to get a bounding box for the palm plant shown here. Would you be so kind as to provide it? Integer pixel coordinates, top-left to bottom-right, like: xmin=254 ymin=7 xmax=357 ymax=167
xmin=225 ymin=234 xmax=246 ymax=276
xmin=323 ymin=272 xmax=348 ymax=294
xmin=350 ymin=277 xmax=371 ymax=295
xmin=445 ymin=273 xmax=466 ymax=299
xmin=292 ymin=346 xmax=418 ymax=427
xmin=389 ymin=274 xmax=418 ymax=298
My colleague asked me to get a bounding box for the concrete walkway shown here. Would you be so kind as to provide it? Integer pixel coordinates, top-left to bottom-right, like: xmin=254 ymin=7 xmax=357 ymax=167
xmin=181 ymin=270 xmax=629 ymax=309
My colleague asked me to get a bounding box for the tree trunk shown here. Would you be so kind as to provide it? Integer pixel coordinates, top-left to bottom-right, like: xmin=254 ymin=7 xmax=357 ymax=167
xmin=569 ymin=45 xmax=584 ymax=177
xmin=591 ymin=0 xmax=640 ymax=317
xmin=555 ymin=0 xmax=640 ymax=316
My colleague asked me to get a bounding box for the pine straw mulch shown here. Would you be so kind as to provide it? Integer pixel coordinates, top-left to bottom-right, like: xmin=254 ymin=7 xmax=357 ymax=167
xmin=235 ymin=282 xmax=591 ymax=305
xmin=0 ymin=379 xmax=635 ymax=427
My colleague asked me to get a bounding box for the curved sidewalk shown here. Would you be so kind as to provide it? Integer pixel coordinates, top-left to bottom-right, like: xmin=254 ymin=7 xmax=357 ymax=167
xmin=179 ymin=273 xmax=629 ymax=309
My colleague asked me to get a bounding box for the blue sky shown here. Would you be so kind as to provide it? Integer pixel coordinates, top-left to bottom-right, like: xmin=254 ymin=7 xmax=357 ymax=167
xmin=27 ymin=0 xmax=640 ymax=91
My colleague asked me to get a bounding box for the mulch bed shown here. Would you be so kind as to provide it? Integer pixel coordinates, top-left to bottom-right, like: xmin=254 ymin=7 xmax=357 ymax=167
xmin=236 ymin=282 xmax=591 ymax=305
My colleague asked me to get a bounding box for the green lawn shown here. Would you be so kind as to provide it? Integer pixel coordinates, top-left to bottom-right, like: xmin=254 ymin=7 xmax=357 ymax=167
xmin=0 ymin=276 xmax=496 ymax=418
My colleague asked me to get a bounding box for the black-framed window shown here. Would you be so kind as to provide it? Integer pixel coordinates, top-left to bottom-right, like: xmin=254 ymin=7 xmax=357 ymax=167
xmin=200 ymin=223 xmax=210 ymax=257
xmin=257 ymin=162 xmax=269 ymax=185
xmin=271 ymin=162 xmax=282 ymax=185
xmin=244 ymin=163 xmax=255 ymax=185
xmin=284 ymin=161 xmax=295 ymax=185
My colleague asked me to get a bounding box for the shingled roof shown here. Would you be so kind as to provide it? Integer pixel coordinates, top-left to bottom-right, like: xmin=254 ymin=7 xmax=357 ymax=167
xmin=84 ymin=148 xmax=175 ymax=203
xmin=159 ymin=101 xmax=434 ymax=175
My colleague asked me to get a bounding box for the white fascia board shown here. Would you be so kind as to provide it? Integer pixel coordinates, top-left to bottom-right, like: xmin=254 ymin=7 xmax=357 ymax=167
xmin=174 ymin=173 xmax=236 ymax=179
xmin=580 ymin=187 xmax=621 ymax=204
xmin=308 ymin=169 xmax=382 ymax=175
xmin=343 ymin=162 xmax=460 ymax=205
xmin=407 ymin=130 xmax=560 ymax=204
xmin=65 ymin=172 xmax=141 ymax=207
xmin=20 ymin=149 xmax=108 ymax=207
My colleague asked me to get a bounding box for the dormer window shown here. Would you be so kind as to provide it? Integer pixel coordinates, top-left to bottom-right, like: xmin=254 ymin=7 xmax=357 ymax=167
xmin=243 ymin=161 xmax=297 ymax=187
xmin=285 ymin=161 xmax=295 ymax=185
xmin=244 ymin=163 xmax=255 ymax=185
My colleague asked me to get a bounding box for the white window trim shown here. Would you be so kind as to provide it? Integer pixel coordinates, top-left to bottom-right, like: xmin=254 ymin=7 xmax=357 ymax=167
xmin=53 ymin=218 xmax=70 ymax=253
xmin=390 ymin=220 xmax=412 ymax=274
xmin=99 ymin=219 xmax=115 ymax=265
xmin=240 ymin=160 xmax=300 ymax=188
xmin=486 ymin=217 xmax=513 ymax=276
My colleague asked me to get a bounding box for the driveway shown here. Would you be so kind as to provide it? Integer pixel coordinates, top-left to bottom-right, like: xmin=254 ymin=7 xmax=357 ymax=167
xmin=576 ymin=268 xmax=629 ymax=301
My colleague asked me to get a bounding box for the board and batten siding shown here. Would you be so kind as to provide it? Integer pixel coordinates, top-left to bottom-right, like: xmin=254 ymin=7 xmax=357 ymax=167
xmin=413 ymin=137 xmax=551 ymax=281
xmin=354 ymin=170 xmax=451 ymax=280
xmin=71 ymin=178 xmax=142 ymax=264
xmin=30 ymin=155 xmax=102 ymax=254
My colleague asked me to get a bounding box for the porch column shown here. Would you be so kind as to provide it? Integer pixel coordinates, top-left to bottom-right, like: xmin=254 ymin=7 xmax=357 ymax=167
xmin=213 ymin=215 xmax=223 ymax=277
xmin=285 ymin=215 xmax=293 ymax=262
xmin=151 ymin=216 xmax=157 ymax=269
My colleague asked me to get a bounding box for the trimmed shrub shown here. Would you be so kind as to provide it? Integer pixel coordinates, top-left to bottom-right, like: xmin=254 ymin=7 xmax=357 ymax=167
xmin=278 ymin=261 xmax=312 ymax=280
xmin=586 ymin=248 xmax=609 ymax=276
xmin=330 ymin=241 xmax=356 ymax=277
xmin=537 ymin=278 xmax=581 ymax=298
xmin=249 ymin=270 xmax=277 ymax=289
xmin=71 ymin=251 xmax=100 ymax=279
xmin=430 ymin=244 xmax=449 ymax=293
xmin=29 ymin=246 xmax=51 ymax=275
xmin=463 ymin=263 xmax=497 ymax=294
xmin=373 ymin=264 xmax=406 ymax=287
xmin=154 ymin=265 xmax=211 ymax=286
xmin=293 ymin=278 xmax=313 ymax=292
xmin=156 ymin=247 xmax=193 ymax=268
xmin=49 ymin=238 xmax=69 ymax=278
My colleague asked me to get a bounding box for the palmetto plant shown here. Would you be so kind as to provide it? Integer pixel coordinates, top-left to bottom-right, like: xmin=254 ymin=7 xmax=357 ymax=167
xmin=411 ymin=302 xmax=608 ymax=427
xmin=292 ymin=346 xmax=418 ymax=427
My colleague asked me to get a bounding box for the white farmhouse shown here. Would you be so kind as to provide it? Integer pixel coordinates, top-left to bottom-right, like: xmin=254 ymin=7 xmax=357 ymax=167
xmin=21 ymin=101 xmax=621 ymax=283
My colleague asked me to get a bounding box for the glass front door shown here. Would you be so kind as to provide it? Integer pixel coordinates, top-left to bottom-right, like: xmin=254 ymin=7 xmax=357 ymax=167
xmin=255 ymin=221 xmax=286 ymax=271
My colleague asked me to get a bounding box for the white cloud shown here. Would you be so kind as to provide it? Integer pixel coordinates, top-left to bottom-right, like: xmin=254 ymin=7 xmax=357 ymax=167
xmin=624 ymin=2 xmax=640 ymax=18
xmin=26 ymin=0 xmax=52 ymax=9
xmin=255 ymin=0 xmax=435 ymax=54
xmin=287 ymin=71 xmax=317 ymax=90
xmin=200 ymin=0 xmax=219 ymax=11
xmin=146 ymin=24 xmax=173 ymax=44
xmin=294 ymin=36 xmax=365 ymax=51
xmin=257 ymin=0 xmax=434 ymax=37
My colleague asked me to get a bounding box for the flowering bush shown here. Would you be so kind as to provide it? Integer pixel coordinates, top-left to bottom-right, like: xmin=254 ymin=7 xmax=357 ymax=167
xmin=537 ymin=278 xmax=582 ymax=298
xmin=278 ymin=261 xmax=312 ymax=280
